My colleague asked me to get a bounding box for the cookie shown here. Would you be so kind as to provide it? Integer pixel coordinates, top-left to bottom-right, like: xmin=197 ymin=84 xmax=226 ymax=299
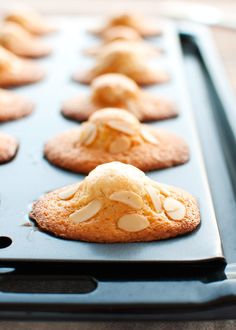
xmin=73 ymin=42 xmax=169 ymax=86
xmin=84 ymin=39 xmax=160 ymax=57
xmin=5 ymin=10 xmax=57 ymax=36
xmin=45 ymin=108 xmax=189 ymax=174
xmin=63 ymin=73 xmax=176 ymax=122
xmin=0 ymin=46 xmax=45 ymax=87
xmin=85 ymin=27 xmax=142 ymax=56
xmin=103 ymin=26 xmax=142 ymax=42
xmin=0 ymin=22 xmax=52 ymax=58
xmin=90 ymin=13 xmax=162 ymax=37
xmin=30 ymin=162 xmax=200 ymax=243
xmin=0 ymin=132 xmax=18 ymax=164
xmin=0 ymin=88 xmax=34 ymax=122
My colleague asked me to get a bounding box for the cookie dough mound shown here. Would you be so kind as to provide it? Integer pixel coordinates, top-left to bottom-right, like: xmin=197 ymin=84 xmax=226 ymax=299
xmin=63 ymin=73 xmax=176 ymax=122
xmin=0 ymin=46 xmax=45 ymax=87
xmin=45 ymin=108 xmax=189 ymax=174
xmin=73 ymin=42 xmax=169 ymax=85
xmin=90 ymin=13 xmax=162 ymax=37
xmin=0 ymin=132 xmax=18 ymax=164
xmin=30 ymin=162 xmax=200 ymax=242
xmin=5 ymin=10 xmax=57 ymax=36
xmin=0 ymin=88 xmax=34 ymax=122
xmin=0 ymin=22 xmax=52 ymax=58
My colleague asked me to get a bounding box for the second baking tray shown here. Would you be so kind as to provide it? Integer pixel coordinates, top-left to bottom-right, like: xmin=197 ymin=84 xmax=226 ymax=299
xmin=0 ymin=17 xmax=223 ymax=264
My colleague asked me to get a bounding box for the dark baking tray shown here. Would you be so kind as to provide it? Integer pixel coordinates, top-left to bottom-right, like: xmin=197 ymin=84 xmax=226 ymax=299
xmin=0 ymin=18 xmax=236 ymax=320
xmin=0 ymin=17 xmax=223 ymax=264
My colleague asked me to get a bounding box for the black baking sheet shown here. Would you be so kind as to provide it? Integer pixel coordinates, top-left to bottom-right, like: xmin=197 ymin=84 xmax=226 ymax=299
xmin=0 ymin=17 xmax=223 ymax=263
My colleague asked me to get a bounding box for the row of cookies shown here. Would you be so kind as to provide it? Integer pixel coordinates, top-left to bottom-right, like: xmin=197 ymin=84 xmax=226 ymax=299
xmin=30 ymin=14 xmax=200 ymax=243
xmin=0 ymin=9 xmax=56 ymax=164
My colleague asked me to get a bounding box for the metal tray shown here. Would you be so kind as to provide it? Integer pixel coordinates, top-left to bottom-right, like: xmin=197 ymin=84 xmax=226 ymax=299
xmin=0 ymin=17 xmax=223 ymax=264
xmin=0 ymin=18 xmax=236 ymax=320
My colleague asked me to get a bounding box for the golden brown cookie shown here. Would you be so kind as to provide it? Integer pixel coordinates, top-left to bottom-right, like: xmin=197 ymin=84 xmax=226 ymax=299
xmin=90 ymin=13 xmax=162 ymax=37
xmin=0 ymin=46 xmax=45 ymax=87
xmin=84 ymin=39 xmax=160 ymax=57
xmin=0 ymin=88 xmax=34 ymax=122
xmin=45 ymin=108 xmax=189 ymax=174
xmin=0 ymin=132 xmax=18 ymax=164
xmin=73 ymin=42 xmax=168 ymax=86
xmin=103 ymin=26 xmax=142 ymax=42
xmin=5 ymin=10 xmax=57 ymax=36
xmin=63 ymin=73 xmax=176 ymax=122
xmin=0 ymin=22 xmax=52 ymax=58
xmin=30 ymin=162 xmax=200 ymax=243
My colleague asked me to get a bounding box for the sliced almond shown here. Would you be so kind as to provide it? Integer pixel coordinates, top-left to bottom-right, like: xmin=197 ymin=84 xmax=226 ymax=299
xmin=166 ymin=204 xmax=186 ymax=221
xmin=163 ymin=197 xmax=186 ymax=220
xmin=145 ymin=185 xmax=162 ymax=212
xmin=118 ymin=214 xmax=149 ymax=232
xmin=141 ymin=128 xmax=159 ymax=145
xmin=163 ymin=197 xmax=182 ymax=212
xmin=58 ymin=185 xmax=78 ymax=200
xmin=107 ymin=120 xmax=136 ymax=135
xmin=109 ymin=191 xmax=143 ymax=209
xmin=109 ymin=136 xmax=131 ymax=154
xmin=79 ymin=123 xmax=97 ymax=146
xmin=155 ymin=183 xmax=171 ymax=196
xmin=69 ymin=199 xmax=102 ymax=224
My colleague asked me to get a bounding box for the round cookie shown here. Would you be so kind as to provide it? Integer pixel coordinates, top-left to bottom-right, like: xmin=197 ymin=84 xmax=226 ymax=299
xmin=0 ymin=22 xmax=52 ymax=58
xmin=0 ymin=88 xmax=34 ymax=122
xmin=30 ymin=162 xmax=200 ymax=243
xmin=73 ymin=42 xmax=169 ymax=86
xmin=90 ymin=13 xmax=162 ymax=37
xmin=62 ymin=73 xmax=176 ymax=122
xmin=85 ymin=26 xmax=142 ymax=56
xmin=0 ymin=46 xmax=45 ymax=87
xmin=84 ymin=39 xmax=161 ymax=57
xmin=45 ymin=108 xmax=189 ymax=174
xmin=5 ymin=10 xmax=57 ymax=36
xmin=103 ymin=26 xmax=142 ymax=42
xmin=0 ymin=132 xmax=18 ymax=164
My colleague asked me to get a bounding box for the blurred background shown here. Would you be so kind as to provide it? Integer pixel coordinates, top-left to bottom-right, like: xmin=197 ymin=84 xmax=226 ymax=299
xmin=1 ymin=0 xmax=236 ymax=95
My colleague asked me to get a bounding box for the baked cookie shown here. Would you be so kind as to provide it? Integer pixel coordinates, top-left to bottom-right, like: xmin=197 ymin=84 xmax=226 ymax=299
xmin=103 ymin=26 xmax=142 ymax=43
xmin=45 ymin=108 xmax=189 ymax=174
xmin=0 ymin=46 xmax=45 ymax=87
xmin=5 ymin=10 xmax=56 ymax=36
xmin=0 ymin=88 xmax=34 ymax=122
xmin=85 ymin=39 xmax=160 ymax=57
xmin=62 ymin=73 xmax=176 ymax=122
xmin=30 ymin=162 xmax=200 ymax=243
xmin=0 ymin=132 xmax=18 ymax=164
xmin=0 ymin=22 xmax=52 ymax=58
xmin=90 ymin=13 xmax=162 ymax=37
xmin=73 ymin=42 xmax=168 ymax=85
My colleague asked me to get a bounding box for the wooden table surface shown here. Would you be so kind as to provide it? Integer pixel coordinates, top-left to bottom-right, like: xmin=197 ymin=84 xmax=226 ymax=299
xmin=0 ymin=0 xmax=236 ymax=329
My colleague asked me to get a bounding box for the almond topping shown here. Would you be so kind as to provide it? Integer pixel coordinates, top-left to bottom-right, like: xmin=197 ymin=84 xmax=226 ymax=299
xmin=163 ymin=197 xmax=182 ymax=212
xmin=69 ymin=199 xmax=102 ymax=223
xmin=109 ymin=136 xmax=131 ymax=154
xmin=58 ymin=185 xmax=78 ymax=200
xmin=107 ymin=120 xmax=136 ymax=135
xmin=166 ymin=206 xmax=186 ymax=221
xmin=164 ymin=198 xmax=186 ymax=220
xmin=155 ymin=183 xmax=171 ymax=196
xmin=145 ymin=185 xmax=162 ymax=212
xmin=79 ymin=123 xmax=97 ymax=146
xmin=109 ymin=191 xmax=143 ymax=209
xmin=141 ymin=128 xmax=159 ymax=145
xmin=118 ymin=214 xmax=149 ymax=232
